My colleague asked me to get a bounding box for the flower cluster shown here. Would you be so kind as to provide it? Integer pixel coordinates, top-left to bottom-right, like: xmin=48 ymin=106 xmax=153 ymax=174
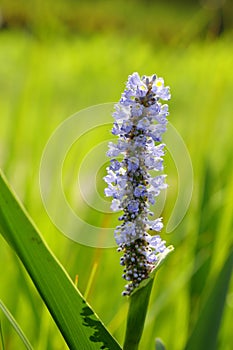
xmin=104 ymin=72 xmax=171 ymax=296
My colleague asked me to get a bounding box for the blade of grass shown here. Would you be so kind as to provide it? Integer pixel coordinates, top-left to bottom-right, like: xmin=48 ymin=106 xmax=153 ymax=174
xmin=0 ymin=170 xmax=121 ymax=350
xmin=0 ymin=320 xmax=5 ymax=350
xmin=185 ymin=246 xmax=233 ymax=350
xmin=84 ymin=261 xmax=98 ymax=299
xmin=0 ymin=299 xmax=33 ymax=350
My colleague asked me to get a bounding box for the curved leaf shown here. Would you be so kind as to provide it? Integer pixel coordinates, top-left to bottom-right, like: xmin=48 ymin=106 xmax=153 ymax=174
xmin=0 ymin=171 xmax=121 ymax=350
xmin=0 ymin=299 xmax=33 ymax=350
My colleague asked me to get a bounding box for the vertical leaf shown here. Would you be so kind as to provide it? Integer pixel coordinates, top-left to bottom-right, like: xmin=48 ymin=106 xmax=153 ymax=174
xmin=188 ymin=162 xmax=219 ymax=330
xmin=185 ymin=247 xmax=233 ymax=350
xmin=123 ymin=279 xmax=154 ymax=350
xmin=0 ymin=320 xmax=5 ymax=350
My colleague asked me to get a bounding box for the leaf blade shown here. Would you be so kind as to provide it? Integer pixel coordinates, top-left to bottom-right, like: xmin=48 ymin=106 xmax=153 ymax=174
xmin=185 ymin=247 xmax=233 ymax=350
xmin=123 ymin=247 xmax=174 ymax=350
xmin=0 ymin=171 xmax=121 ymax=350
xmin=123 ymin=278 xmax=154 ymax=350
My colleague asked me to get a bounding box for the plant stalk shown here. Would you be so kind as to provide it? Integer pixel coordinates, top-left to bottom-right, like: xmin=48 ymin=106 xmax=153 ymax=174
xmin=123 ymin=278 xmax=154 ymax=350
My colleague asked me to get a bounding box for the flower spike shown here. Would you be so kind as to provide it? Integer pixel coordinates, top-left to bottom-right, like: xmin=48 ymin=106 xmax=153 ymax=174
xmin=104 ymin=72 xmax=171 ymax=296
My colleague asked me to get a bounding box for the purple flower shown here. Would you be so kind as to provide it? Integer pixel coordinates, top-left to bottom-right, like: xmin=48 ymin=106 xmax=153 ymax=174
xmin=149 ymin=124 xmax=167 ymax=142
xmin=131 ymin=103 xmax=144 ymax=117
xmin=134 ymin=134 xmax=147 ymax=147
xmin=104 ymin=184 xmax=117 ymax=198
xmin=121 ymin=120 xmax=133 ymax=133
xmin=127 ymin=157 xmax=140 ymax=172
xmin=149 ymin=235 xmax=167 ymax=253
xmin=127 ymin=72 xmax=142 ymax=90
xmin=104 ymin=170 xmax=116 ymax=184
xmin=127 ymin=200 xmax=139 ymax=214
xmin=111 ymin=199 xmax=121 ymax=211
xmin=109 ymin=159 xmax=121 ymax=171
xmin=134 ymin=185 xmax=147 ymax=198
xmin=137 ymin=117 xmax=150 ymax=131
xmin=104 ymin=72 xmax=171 ymax=296
xmin=114 ymin=221 xmax=136 ymax=245
xmin=148 ymin=143 xmax=165 ymax=157
xmin=150 ymin=175 xmax=167 ymax=191
xmin=145 ymin=218 xmax=163 ymax=231
xmin=112 ymin=104 xmax=130 ymax=121
xmin=144 ymin=155 xmax=164 ymax=171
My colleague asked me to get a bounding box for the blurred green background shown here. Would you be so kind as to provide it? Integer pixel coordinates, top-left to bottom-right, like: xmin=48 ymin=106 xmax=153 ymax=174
xmin=0 ymin=0 xmax=233 ymax=349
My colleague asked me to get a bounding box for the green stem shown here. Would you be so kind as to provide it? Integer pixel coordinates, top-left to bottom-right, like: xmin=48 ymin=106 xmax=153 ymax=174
xmin=123 ymin=278 xmax=154 ymax=350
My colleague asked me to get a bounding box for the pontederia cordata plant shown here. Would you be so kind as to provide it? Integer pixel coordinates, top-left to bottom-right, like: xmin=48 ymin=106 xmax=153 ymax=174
xmin=104 ymin=72 xmax=174 ymax=348
xmin=105 ymin=72 xmax=173 ymax=295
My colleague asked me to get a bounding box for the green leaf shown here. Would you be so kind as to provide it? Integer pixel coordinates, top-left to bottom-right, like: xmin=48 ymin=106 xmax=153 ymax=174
xmin=0 ymin=299 xmax=33 ymax=350
xmin=123 ymin=247 xmax=174 ymax=350
xmin=0 ymin=171 xmax=121 ymax=350
xmin=123 ymin=278 xmax=153 ymax=350
xmin=185 ymin=247 xmax=233 ymax=350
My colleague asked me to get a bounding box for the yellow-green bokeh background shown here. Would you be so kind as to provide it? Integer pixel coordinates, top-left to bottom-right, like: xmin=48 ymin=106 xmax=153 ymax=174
xmin=1 ymin=1 xmax=233 ymax=349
